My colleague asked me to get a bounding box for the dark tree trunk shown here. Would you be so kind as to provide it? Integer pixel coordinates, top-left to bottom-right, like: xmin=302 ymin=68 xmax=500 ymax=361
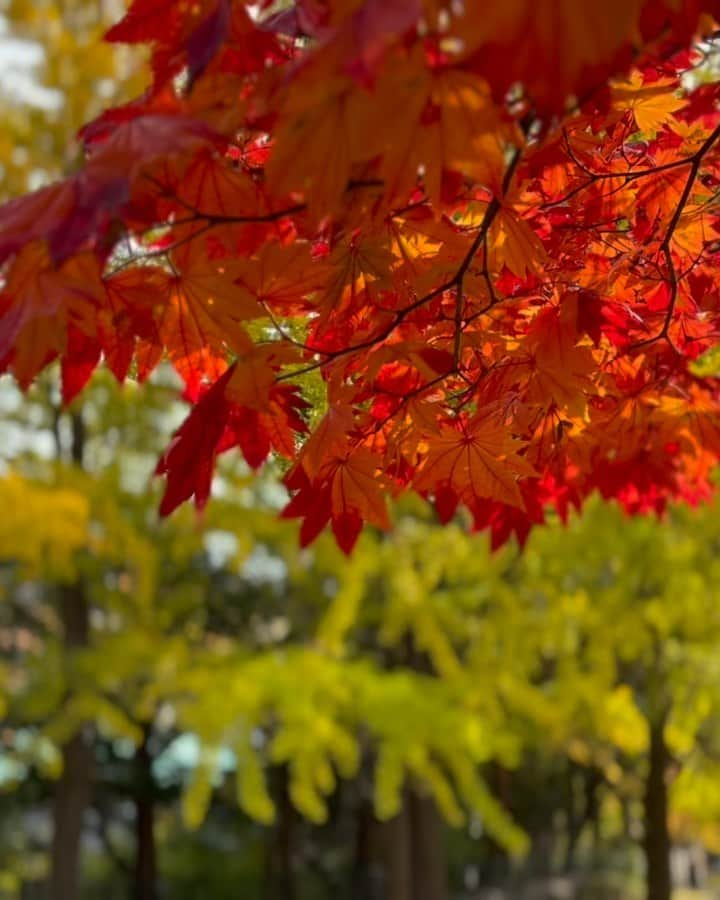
xmin=263 ymin=767 xmax=298 ymax=900
xmin=133 ymin=730 xmax=157 ymax=900
xmin=50 ymin=412 xmax=93 ymax=900
xmin=50 ymin=582 xmax=92 ymax=900
xmin=564 ymin=766 xmax=582 ymax=873
xmin=584 ymin=767 xmax=602 ymax=860
xmin=277 ymin=771 xmax=297 ymax=900
xmin=50 ymin=731 xmax=94 ymax=900
xmin=351 ymin=793 xmax=380 ymax=900
xmin=643 ymin=717 xmax=672 ymax=900
xmin=377 ymin=638 xmax=450 ymax=900
xmin=380 ymin=793 xmax=412 ymax=900
xmin=410 ymin=792 xmax=448 ymax=900
xmin=376 ymin=789 xmax=448 ymax=900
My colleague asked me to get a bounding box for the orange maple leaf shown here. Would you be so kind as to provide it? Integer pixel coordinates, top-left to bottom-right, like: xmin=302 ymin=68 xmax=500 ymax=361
xmin=413 ymin=412 xmax=537 ymax=511
xmin=611 ymin=70 xmax=687 ymax=135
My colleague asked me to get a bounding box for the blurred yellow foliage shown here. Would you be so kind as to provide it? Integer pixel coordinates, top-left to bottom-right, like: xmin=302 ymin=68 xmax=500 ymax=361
xmin=0 ymin=0 xmax=144 ymax=198
xmin=0 ymin=472 xmax=89 ymax=579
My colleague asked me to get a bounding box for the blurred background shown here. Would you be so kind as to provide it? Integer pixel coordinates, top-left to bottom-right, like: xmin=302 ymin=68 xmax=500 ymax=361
xmin=2 ymin=3 xmax=720 ymax=899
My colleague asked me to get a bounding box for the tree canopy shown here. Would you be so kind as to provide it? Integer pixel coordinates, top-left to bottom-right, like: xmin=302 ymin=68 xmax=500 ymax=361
xmin=3 ymin=2 xmax=720 ymax=550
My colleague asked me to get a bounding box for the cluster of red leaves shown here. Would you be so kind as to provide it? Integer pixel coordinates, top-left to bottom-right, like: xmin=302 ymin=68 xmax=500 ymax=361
xmin=3 ymin=0 xmax=720 ymax=552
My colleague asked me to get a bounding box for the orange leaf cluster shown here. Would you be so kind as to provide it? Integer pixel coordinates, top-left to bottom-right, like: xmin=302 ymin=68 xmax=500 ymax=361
xmin=3 ymin=1 xmax=720 ymax=550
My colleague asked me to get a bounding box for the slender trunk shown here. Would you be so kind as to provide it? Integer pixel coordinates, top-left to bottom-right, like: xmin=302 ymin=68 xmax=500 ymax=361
xmin=263 ymin=768 xmax=297 ymax=900
xmin=379 ymin=639 xmax=449 ymax=900
xmin=643 ymin=717 xmax=672 ymax=900
xmin=133 ymin=731 xmax=157 ymax=900
xmin=351 ymin=793 xmax=379 ymax=900
xmin=410 ymin=792 xmax=448 ymax=900
xmin=50 ymin=412 xmax=92 ymax=900
xmin=584 ymin=767 xmax=602 ymax=862
xmin=564 ymin=767 xmax=581 ymax=873
xmin=377 ymin=789 xmax=449 ymax=900
xmin=50 ymin=731 xmax=94 ymax=900
xmin=278 ymin=770 xmax=296 ymax=900
xmin=380 ymin=792 xmax=412 ymax=900
xmin=50 ymin=582 xmax=92 ymax=900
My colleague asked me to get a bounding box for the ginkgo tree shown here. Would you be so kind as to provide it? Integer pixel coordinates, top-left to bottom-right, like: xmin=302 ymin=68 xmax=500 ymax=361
xmin=521 ymin=498 xmax=720 ymax=900
xmin=3 ymin=2 xmax=720 ymax=548
xmin=0 ymin=0 xmax=144 ymax=199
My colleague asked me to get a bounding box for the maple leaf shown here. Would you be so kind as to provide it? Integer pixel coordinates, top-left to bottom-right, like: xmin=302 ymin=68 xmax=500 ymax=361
xmin=149 ymin=242 xmax=265 ymax=392
xmin=83 ymin=114 xmax=214 ymax=178
xmin=413 ymin=412 xmax=537 ymax=519
xmin=297 ymin=405 xmax=360 ymax=479
xmin=155 ymin=149 xmax=271 ymax=221
xmin=489 ymin=205 xmax=547 ymax=278
xmin=224 ymin=380 xmax=309 ymax=469
xmin=366 ymin=58 xmax=512 ymax=204
xmin=0 ymin=181 xmax=76 ymax=267
xmin=60 ymin=326 xmax=103 ymax=405
xmin=336 ymin=0 xmax=421 ymax=81
xmin=633 ymin=150 xmax=690 ymax=230
xmin=320 ymin=232 xmax=395 ymax=319
xmin=328 ymin=448 xmax=392 ymax=534
xmin=611 ymin=70 xmax=687 ymax=135
xmin=266 ymin=77 xmax=359 ymax=220
xmin=231 ymin=242 xmax=329 ymax=316
xmin=0 ymin=115 xmax=212 ymax=266
xmin=461 ymin=0 xmax=695 ymax=111
xmin=156 ymin=366 xmax=234 ymax=516
xmin=0 ymin=245 xmax=102 ymax=388
xmin=102 ymin=267 xmax=166 ymax=383
xmin=283 ymin=446 xmax=393 ymax=554
xmin=523 ymin=304 xmax=598 ymax=416
xmin=471 ymin=485 xmax=546 ymax=551
xmin=157 ymin=361 xmax=309 ymax=514
xmin=105 ymin=0 xmax=233 ymax=84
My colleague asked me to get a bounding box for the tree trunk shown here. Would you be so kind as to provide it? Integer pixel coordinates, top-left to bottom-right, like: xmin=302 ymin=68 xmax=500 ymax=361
xmin=564 ymin=767 xmax=582 ymax=873
xmin=50 ymin=413 xmax=93 ymax=900
xmin=50 ymin=730 xmax=94 ymax=900
xmin=584 ymin=767 xmax=602 ymax=862
xmin=277 ymin=770 xmax=297 ymax=900
xmin=351 ymin=793 xmax=380 ymax=900
xmin=50 ymin=582 xmax=92 ymax=900
xmin=410 ymin=792 xmax=448 ymax=900
xmin=379 ymin=793 xmax=412 ymax=900
xmin=376 ymin=789 xmax=449 ymax=900
xmin=642 ymin=717 xmax=672 ymax=900
xmin=133 ymin=731 xmax=157 ymax=900
xmin=263 ymin=767 xmax=297 ymax=900
xmin=378 ymin=633 xmax=450 ymax=900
